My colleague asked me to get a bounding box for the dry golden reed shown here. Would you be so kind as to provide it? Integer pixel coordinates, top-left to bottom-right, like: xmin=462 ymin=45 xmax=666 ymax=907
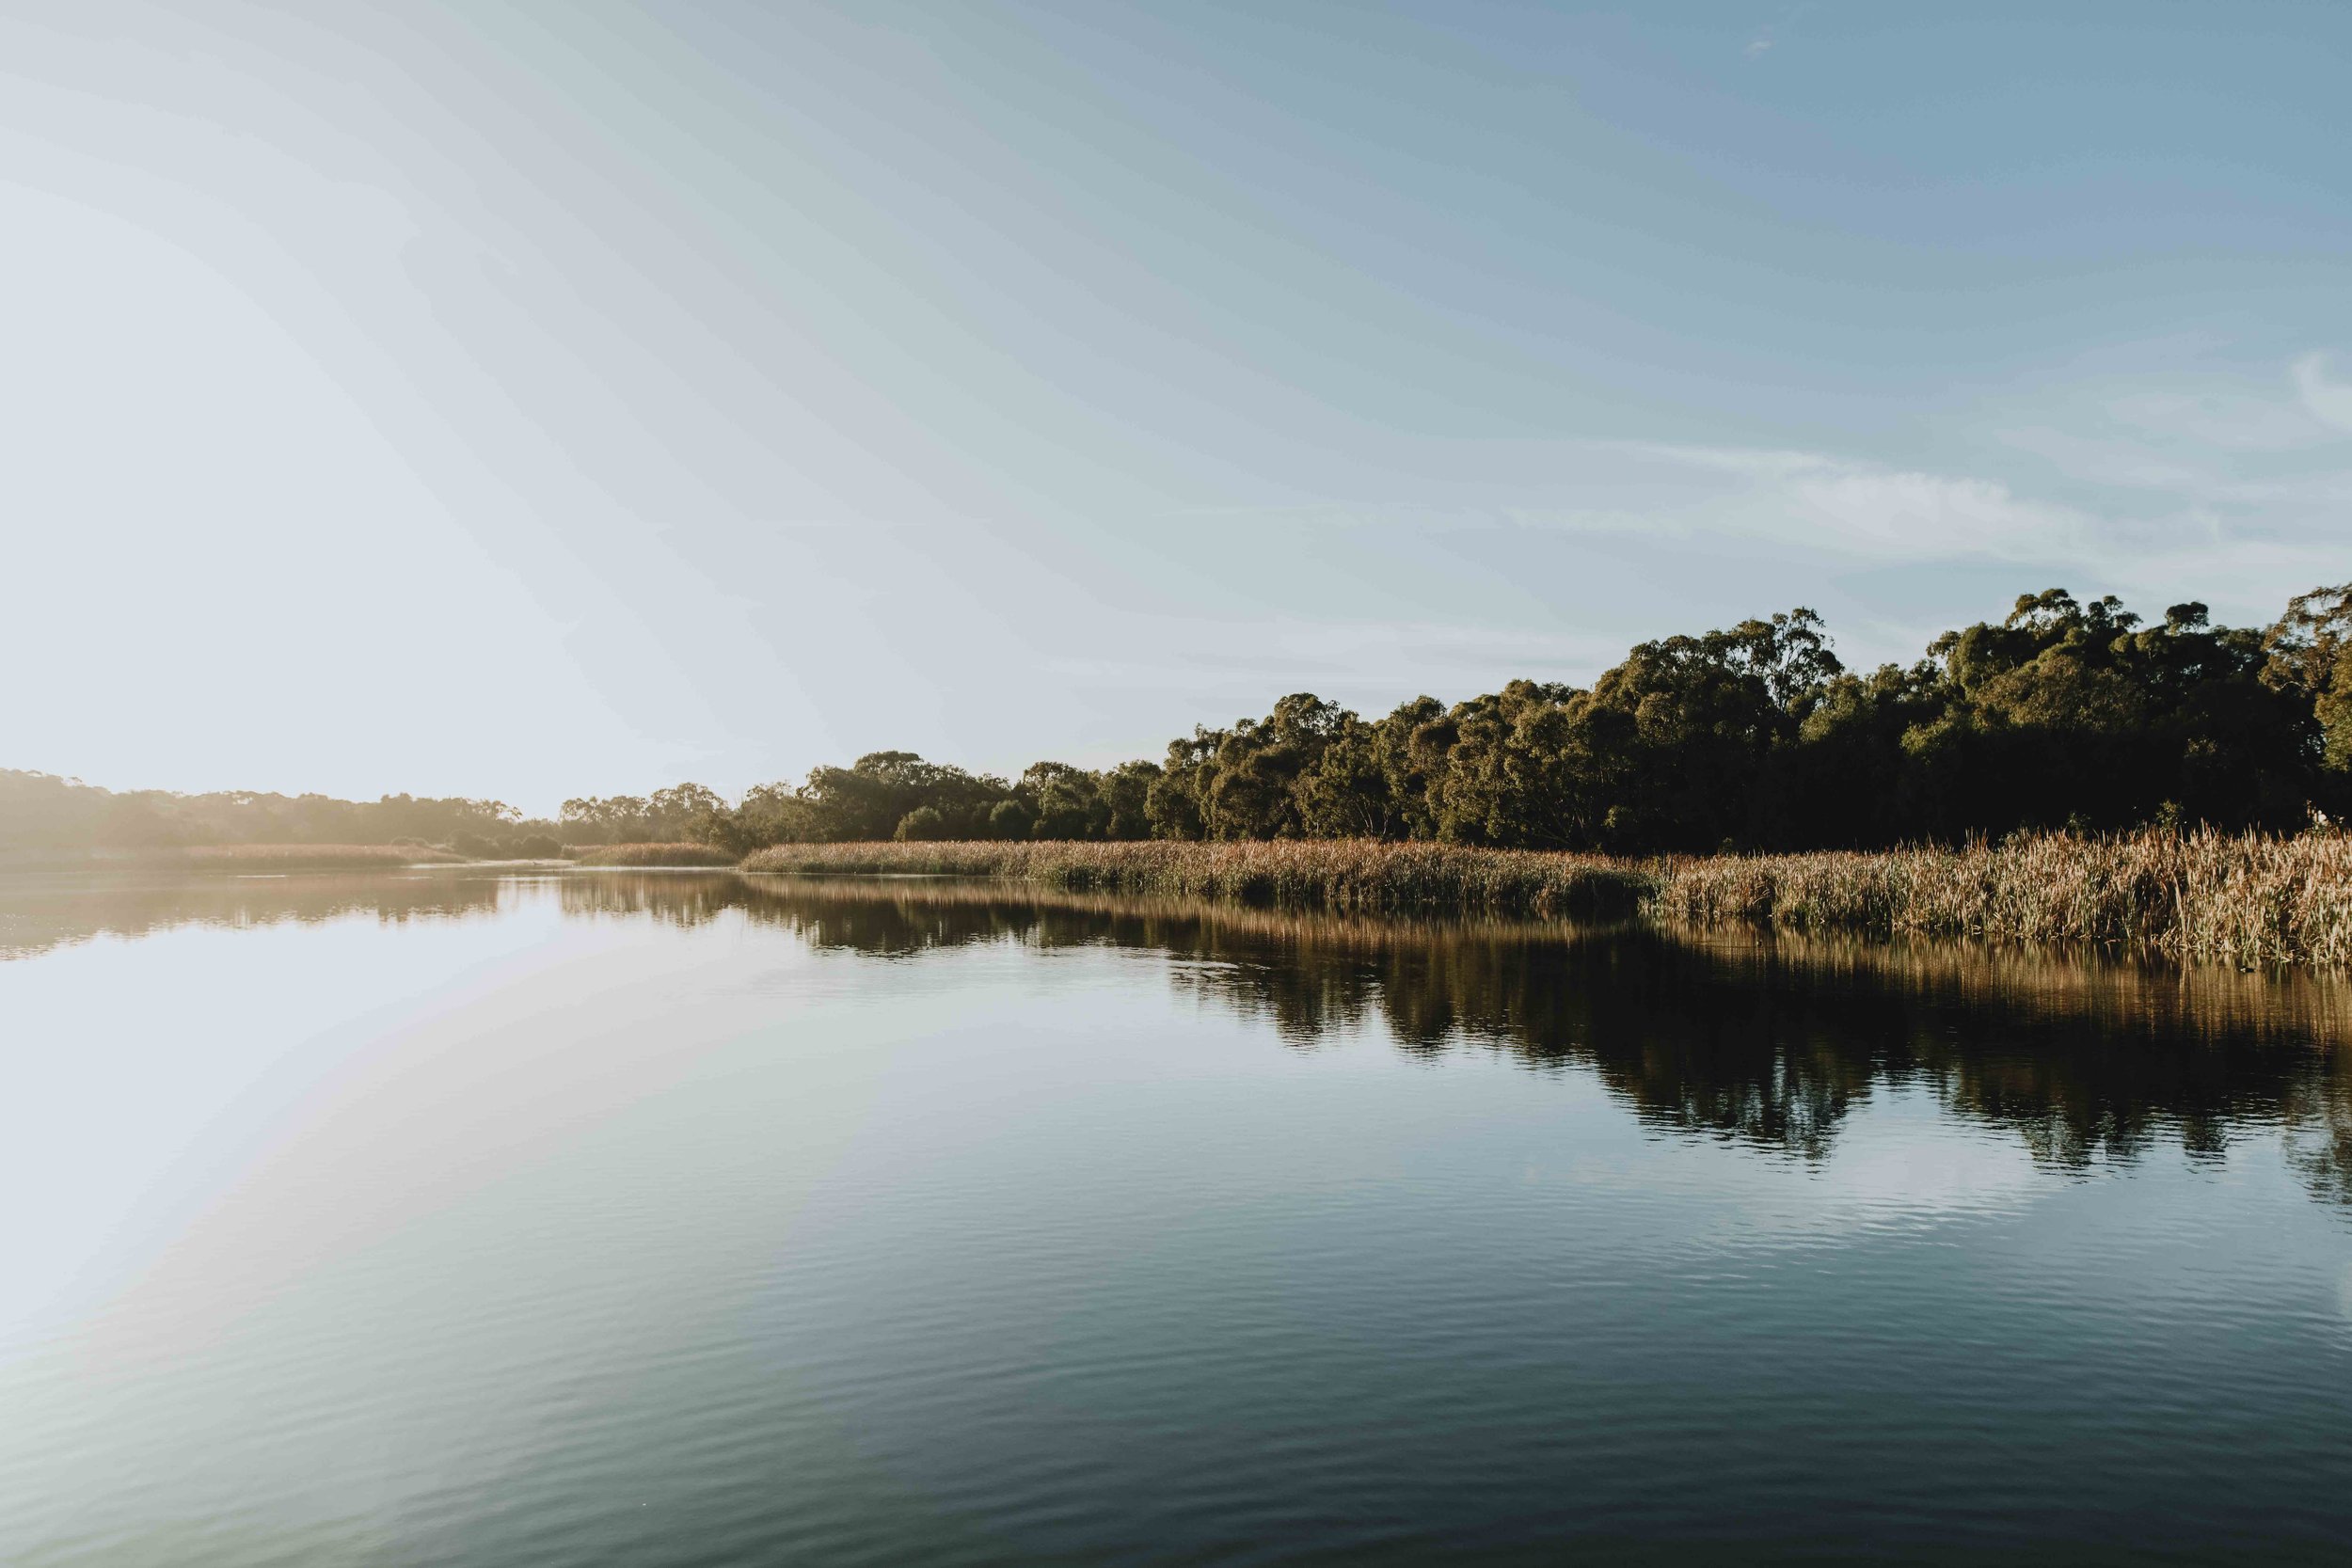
xmin=743 ymin=831 xmax=2352 ymax=966
xmin=571 ymin=842 xmax=740 ymax=867
xmin=742 ymin=839 xmax=1647 ymax=918
xmin=1655 ymin=829 xmax=2352 ymax=968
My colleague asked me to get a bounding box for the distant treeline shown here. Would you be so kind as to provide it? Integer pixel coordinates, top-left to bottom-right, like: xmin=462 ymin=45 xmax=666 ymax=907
xmin=10 ymin=585 xmax=2351 ymax=858
xmin=0 ymin=771 xmax=570 ymax=859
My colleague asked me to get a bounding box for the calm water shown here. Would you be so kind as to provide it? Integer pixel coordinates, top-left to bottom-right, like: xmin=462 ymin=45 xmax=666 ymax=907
xmin=5 ymin=870 xmax=2352 ymax=1565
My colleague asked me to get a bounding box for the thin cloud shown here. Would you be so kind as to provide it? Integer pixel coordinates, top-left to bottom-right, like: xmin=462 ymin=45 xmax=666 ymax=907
xmin=1992 ymin=354 xmax=2352 ymax=524
xmin=2294 ymin=353 xmax=2352 ymax=434
xmin=1526 ymin=440 xmax=2105 ymax=563
xmin=1745 ymin=4 xmax=1810 ymax=58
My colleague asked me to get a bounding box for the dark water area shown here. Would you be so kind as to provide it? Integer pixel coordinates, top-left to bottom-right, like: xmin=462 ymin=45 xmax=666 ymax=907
xmin=4 ymin=869 xmax=2350 ymax=1564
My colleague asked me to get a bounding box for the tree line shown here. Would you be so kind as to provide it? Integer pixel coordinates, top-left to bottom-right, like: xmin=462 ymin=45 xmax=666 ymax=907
xmin=10 ymin=584 xmax=2349 ymax=858
xmin=577 ymin=583 xmax=2352 ymax=854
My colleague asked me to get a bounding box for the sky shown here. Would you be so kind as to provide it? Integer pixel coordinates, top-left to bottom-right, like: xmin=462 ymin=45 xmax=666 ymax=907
xmin=5 ymin=1 xmax=2351 ymax=813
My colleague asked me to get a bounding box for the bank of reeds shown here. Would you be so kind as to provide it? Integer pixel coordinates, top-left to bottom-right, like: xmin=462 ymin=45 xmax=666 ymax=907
xmin=570 ymin=842 xmax=739 ymax=867
xmin=739 ymin=838 xmax=1650 ymax=918
xmin=1655 ymin=830 xmax=2352 ymax=968
xmin=743 ymin=832 xmax=2352 ymax=966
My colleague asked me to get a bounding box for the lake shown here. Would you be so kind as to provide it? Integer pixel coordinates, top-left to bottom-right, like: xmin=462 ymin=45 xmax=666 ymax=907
xmin=4 ymin=868 xmax=2351 ymax=1564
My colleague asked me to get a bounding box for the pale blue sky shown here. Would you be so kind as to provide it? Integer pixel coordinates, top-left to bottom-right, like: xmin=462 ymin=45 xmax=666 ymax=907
xmin=7 ymin=2 xmax=2351 ymax=811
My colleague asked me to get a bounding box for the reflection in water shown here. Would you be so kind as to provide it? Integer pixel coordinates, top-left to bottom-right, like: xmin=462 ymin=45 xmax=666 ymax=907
xmin=0 ymin=870 xmax=510 ymax=959
xmin=9 ymin=866 xmax=2352 ymax=1208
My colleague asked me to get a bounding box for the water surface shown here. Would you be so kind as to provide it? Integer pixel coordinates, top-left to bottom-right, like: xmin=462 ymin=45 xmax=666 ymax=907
xmin=4 ymin=869 xmax=2350 ymax=1564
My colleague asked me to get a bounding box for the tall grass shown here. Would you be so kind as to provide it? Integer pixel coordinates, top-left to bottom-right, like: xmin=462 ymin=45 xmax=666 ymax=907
xmin=570 ymin=842 xmax=739 ymax=867
xmin=1656 ymin=829 xmax=2352 ymax=968
xmin=744 ymin=831 xmax=2352 ymax=966
xmin=739 ymin=838 xmax=1650 ymax=918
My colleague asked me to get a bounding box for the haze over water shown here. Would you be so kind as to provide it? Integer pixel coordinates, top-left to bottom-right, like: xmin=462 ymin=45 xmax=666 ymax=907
xmin=5 ymin=868 xmax=2351 ymax=1564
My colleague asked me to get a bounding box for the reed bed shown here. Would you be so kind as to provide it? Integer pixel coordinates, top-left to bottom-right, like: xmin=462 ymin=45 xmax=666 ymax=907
xmin=739 ymin=838 xmax=1650 ymax=918
xmin=570 ymin=842 xmax=739 ymax=867
xmin=745 ymin=831 xmax=2352 ymax=966
xmin=1656 ymin=829 xmax=2352 ymax=968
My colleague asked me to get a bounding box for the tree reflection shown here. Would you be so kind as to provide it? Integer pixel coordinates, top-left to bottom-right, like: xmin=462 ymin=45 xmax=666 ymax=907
xmin=666 ymin=872 xmax=2352 ymax=1200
